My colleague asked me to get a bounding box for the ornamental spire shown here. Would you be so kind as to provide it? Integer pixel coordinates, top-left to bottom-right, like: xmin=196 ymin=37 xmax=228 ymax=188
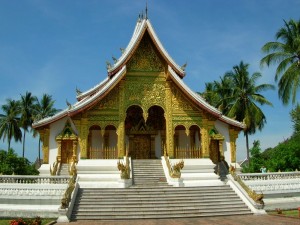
xmin=145 ymin=1 xmax=148 ymax=19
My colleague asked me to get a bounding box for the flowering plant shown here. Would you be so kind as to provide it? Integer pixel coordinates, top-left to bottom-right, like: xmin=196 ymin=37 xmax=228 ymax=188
xmin=10 ymin=217 xmax=42 ymax=225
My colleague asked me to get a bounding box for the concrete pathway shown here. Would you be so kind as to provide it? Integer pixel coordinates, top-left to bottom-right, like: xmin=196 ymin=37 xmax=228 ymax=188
xmin=54 ymin=215 xmax=300 ymax=225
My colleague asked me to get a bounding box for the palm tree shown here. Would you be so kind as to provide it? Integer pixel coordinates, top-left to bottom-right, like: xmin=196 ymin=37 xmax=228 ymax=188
xmin=226 ymin=61 xmax=275 ymax=162
xmin=260 ymin=19 xmax=300 ymax=105
xmin=0 ymin=99 xmax=22 ymax=152
xmin=20 ymin=91 xmax=36 ymax=158
xmin=33 ymin=94 xmax=58 ymax=161
xmin=201 ymin=76 xmax=233 ymax=114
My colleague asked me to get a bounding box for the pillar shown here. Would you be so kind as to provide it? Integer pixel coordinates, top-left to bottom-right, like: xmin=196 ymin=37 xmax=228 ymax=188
xmin=40 ymin=128 xmax=50 ymax=164
xmin=229 ymin=128 xmax=239 ymax=163
xmin=117 ymin=81 xmax=126 ymax=157
xmin=79 ymin=117 xmax=88 ymax=159
xmin=165 ymin=81 xmax=174 ymax=157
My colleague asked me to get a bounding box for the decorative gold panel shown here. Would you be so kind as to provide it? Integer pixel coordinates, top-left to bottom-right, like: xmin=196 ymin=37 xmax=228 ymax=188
xmin=92 ymin=86 xmax=119 ymax=110
xmin=171 ymin=85 xmax=199 ymax=112
xmin=40 ymin=128 xmax=50 ymax=164
xmin=125 ymin=80 xmax=165 ymax=110
xmin=127 ymin=33 xmax=165 ymax=72
xmin=229 ymin=127 xmax=239 ymax=163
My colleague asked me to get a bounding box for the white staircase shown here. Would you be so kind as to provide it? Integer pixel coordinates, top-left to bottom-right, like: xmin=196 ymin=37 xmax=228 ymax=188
xmin=71 ymin=159 xmax=252 ymax=220
xmin=132 ymin=159 xmax=170 ymax=187
xmin=57 ymin=164 xmax=69 ymax=176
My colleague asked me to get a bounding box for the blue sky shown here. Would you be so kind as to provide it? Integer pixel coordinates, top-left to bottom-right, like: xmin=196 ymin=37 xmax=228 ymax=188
xmin=0 ymin=0 xmax=299 ymax=162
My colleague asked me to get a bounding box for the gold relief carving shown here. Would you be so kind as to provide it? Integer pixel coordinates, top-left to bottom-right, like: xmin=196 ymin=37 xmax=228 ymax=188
xmin=40 ymin=128 xmax=50 ymax=164
xmin=127 ymin=34 xmax=165 ymax=72
xmin=200 ymin=127 xmax=209 ymax=158
xmin=125 ymin=81 xmax=165 ymax=109
xmin=118 ymin=81 xmax=126 ymax=157
xmin=79 ymin=118 xmax=88 ymax=159
xmin=89 ymin=115 xmax=119 ymax=122
xmin=88 ymin=120 xmax=119 ymax=129
xmin=93 ymin=87 xmax=119 ymax=110
xmin=229 ymin=128 xmax=239 ymax=163
xmin=165 ymin=82 xmax=174 ymax=157
xmin=173 ymin=117 xmax=202 ymax=129
xmin=171 ymin=86 xmax=195 ymax=111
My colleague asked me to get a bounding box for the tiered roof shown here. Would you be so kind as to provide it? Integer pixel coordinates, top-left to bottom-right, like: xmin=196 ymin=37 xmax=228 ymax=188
xmin=33 ymin=17 xmax=245 ymax=130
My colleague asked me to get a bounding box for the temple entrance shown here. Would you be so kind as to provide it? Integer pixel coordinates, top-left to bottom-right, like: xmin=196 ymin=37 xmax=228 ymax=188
xmin=125 ymin=105 xmax=166 ymax=159
xmin=209 ymin=140 xmax=220 ymax=164
xmin=61 ymin=140 xmax=73 ymax=163
xmin=129 ymin=135 xmax=151 ymax=159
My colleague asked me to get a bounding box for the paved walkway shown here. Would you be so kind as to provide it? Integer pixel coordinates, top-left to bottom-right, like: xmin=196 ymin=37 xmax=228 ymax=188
xmin=55 ymin=215 xmax=300 ymax=225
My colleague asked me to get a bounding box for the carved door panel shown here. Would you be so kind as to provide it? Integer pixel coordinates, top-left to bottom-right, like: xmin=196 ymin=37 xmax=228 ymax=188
xmin=209 ymin=140 xmax=220 ymax=164
xmin=61 ymin=140 xmax=73 ymax=163
xmin=130 ymin=135 xmax=151 ymax=159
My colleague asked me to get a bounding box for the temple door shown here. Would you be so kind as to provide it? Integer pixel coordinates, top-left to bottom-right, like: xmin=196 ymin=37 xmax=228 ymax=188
xmin=61 ymin=140 xmax=73 ymax=163
xmin=130 ymin=135 xmax=151 ymax=159
xmin=209 ymin=140 xmax=220 ymax=164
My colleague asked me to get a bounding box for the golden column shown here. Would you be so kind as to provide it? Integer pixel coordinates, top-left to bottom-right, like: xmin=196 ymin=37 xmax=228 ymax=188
xmin=72 ymin=139 xmax=78 ymax=162
xmin=165 ymin=81 xmax=174 ymax=157
xmin=56 ymin=140 xmax=62 ymax=162
xmin=229 ymin=127 xmax=239 ymax=163
xmin=117 ymin=81 xmax=126 ymax=157
xmin=200 ymin=118 xmax=214 ymax=158
xmin=40 ymin=128 xmax=50 ymax=164
xmin=79 ymin=117 xmax=88 ymax=159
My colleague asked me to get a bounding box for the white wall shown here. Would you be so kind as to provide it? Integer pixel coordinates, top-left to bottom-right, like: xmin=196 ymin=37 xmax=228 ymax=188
xmin=48 ymin=117 xmax=78 ymax=165
xmin=214 ymin=120 xmax=231 ymax=165
xmin=155 ymin=131 xmax=162 ymax=158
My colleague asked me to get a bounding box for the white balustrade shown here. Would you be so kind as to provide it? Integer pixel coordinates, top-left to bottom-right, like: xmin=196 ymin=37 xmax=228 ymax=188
xmin=237 ymin=172 xmax=300 ymax=194
xmin=238 ymin=172 xmax=300 ymax=181
xmin=0 ymin=175 xmax=70 ymax=184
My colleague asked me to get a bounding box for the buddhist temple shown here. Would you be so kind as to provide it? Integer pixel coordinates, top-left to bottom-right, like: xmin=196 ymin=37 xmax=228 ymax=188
xmin=33 ymin=13 xmax=245 ymax=177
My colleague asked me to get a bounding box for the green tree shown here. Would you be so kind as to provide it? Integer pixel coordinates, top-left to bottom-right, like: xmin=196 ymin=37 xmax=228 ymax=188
xmin=0 ymin=148 xmax=39 ymax=175
xmin=33 ymin=94 xmax=58 ymax=161
xmin=20 ymin=91 xmax=36 ymax=158
xmin=263 ymin=134 xmax=300 ymax=172
xmin=242 ymin=140 xmax=264 ymax=173
xmin=261 ymin=19 xmax=300 ymax=105
xmin=225 ymin=61 xmax=275 ymax=163
xmin=0 ymin=99 xmax=22 ymax=152
xmin=201 ymin=76 xmax=233 ymax=114
xmin=290 ymin=103 xmax=300 ymax=135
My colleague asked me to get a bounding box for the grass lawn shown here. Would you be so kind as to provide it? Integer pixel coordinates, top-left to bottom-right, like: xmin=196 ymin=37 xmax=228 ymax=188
xmin=268 ymin=209 xmax=300 ymax=218
xmin=0 ymin=218 xmax=55 ymax=225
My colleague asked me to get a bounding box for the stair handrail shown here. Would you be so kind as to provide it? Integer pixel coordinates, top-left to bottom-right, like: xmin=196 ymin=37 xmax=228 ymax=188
xmin=164 ymin=156 xmax=184 ymax=178
xmin=68 ymin=161 xmax=77 ymax=176
xmin=229 ymin=166 xmax=264 ymax=205
xmin=60 ymin=174 xmax=77 ymax=209
xmin=117 ymin=148 xmax=130 ymax=179
xmin=50 ymin=161 xmax=60 ymax=176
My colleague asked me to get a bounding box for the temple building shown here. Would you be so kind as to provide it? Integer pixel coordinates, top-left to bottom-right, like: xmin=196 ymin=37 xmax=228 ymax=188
xmin=33 ymin=15 xmax=245 ymax=174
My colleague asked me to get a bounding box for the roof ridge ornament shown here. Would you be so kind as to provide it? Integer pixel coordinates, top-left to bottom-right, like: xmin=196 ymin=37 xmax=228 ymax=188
xmin=145 ymin=1 xmax=148 ymax=19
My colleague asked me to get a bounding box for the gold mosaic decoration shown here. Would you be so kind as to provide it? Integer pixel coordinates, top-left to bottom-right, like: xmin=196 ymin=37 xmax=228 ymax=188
xmin=127 ymin=33 xmax=165 ymax=72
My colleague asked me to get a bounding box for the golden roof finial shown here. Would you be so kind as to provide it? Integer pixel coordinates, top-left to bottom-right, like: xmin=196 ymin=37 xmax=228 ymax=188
xmin=145 ymin=1 xmax=148 ymax=19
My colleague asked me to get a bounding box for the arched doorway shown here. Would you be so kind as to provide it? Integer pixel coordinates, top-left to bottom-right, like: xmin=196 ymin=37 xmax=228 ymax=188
xmin=56 ymin=121 xmax=78 ymax=164
xmin=209 ymin=128 xmax=224 ymax=164
xmin=125 ymin=105 xmax=165 ymax=159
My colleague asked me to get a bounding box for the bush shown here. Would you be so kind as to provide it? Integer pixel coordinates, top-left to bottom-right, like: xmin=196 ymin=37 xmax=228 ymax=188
xmin=10 ymin=217 xmax=41 ymax=225
xmin=0 ymin=149 xmax=39 ymax=175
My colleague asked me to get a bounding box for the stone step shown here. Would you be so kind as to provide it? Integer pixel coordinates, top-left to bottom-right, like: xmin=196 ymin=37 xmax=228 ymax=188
xmin=72 ymin=209 xmax=252 ymax=220
xmin=74 ymin=199 xmax=244 ymax=207
xmin=71 ymin=159 xmax=252 ymax=220
xmin=73 ymin=204 xmax=248 ymax=213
